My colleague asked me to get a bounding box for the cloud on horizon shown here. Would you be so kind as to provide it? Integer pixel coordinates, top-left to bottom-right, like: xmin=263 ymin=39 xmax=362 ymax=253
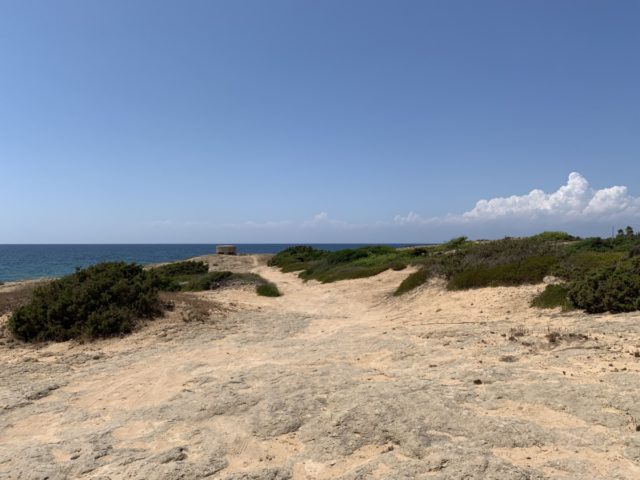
xmin=149 ymin=173 xmax=640 ymax=242
xmin=394 ymin=172 xmax=640 ymax=228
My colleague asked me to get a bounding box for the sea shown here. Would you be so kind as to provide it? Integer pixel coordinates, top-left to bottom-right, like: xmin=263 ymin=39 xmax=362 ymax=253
xmin=0 ymin=244 xmax=418 ymax=282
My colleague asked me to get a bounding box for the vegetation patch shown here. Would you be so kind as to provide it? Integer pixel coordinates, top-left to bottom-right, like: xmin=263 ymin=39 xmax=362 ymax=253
xmin=181 ymin=271 xmax=235 ymax=291
xmin=568 ymin=261 xmax=640 ymax=313
xmin=531 ymin=284 xmax=572 ymax=310
xmin=529 ymin=231 xmax=578 ymax=242
xmin=298 ymin=246 xmax=410 ymax=283
xmin=8 ymin=262 xmax=163 ymax=342
xmin=177 ymin=271 xmax=274 ymax=292
xmin=268 ymin=246 xmax=328 ymax=272
xmin=268 ymin=229 xmax=640 ymax=314
xmin=552 ymin=251 xmax=626 ymax=280
xmin=394 ymin=268 xmax=429 ymax=296
xmin=447 ymin=255 xmax=557 ymax=290
xmin=151 ymin=261 xmax=281 ymax=295
xmin=7 ymin=255 xmax=284 ymax=342
xmin=154 ymin=260 xmax=209 ymax=277
xmin=256 ymin=282 xmax=282 ymax=297
xmin=428 ymin=236 xmax=473 ymax=254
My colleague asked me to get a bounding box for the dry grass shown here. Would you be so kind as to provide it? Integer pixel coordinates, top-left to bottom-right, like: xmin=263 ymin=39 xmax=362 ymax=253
xmin=0 ymin=282 xmax=48 ymax=316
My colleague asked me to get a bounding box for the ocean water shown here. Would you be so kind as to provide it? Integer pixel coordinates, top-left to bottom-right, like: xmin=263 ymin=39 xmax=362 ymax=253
xmin=0 ymin=244 xmax=416 ymax=282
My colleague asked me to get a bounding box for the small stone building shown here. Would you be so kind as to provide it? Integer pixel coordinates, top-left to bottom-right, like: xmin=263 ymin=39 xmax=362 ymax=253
xmin=216 ymin=245 xmax=237 ymax=255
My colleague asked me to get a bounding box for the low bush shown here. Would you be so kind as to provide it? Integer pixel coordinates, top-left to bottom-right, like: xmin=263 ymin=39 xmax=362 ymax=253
xmin=553 ymin=251 xmax=626 ymax=280
xmin=182 ymin=271 xmax=234 ymax=291
xmin=8 ymin=262 xmax=162 ymax=342
xmin=389 ymin=261 xmax=408 ymax=271
xmin=324 ymin=246 xmax=397 ymax=265
xmin=434 ymin=236 xmax=473 ymax=252
xmin=531 ymin=284 xmax=572 ymax=310
xmin=391 ymin=232 xmax=640 ymax=312
xmin=569 ymin=235 xmax=640 ymax=254
xmin=151 ymin=261 xmax=211 ymax=291
xmin=154 ymin=260 xmax=209 ymax=277
xmin=256 ymin=282 xmax=281 ymax=297
xmin=394 ymin=269 xmax=429 ymax=296
xmin=299 ymin=246 xmax=410 ymax=283
xmin=457 ymin=237 xmax=564 ymax=267
xmin=447 ymin=255 xmax=557 ymax=290
xmin=568 ymin=261 xmax=640 ymax=313
xmin=529 ymin=231 xmax=578 ymax=242
xmin=178 ymin=271 xmax=282 ymax=297
xmin=267 ymin=234 xmax=638 ymax=315
xmin=268 ymin=246 xmax=328 ymax=272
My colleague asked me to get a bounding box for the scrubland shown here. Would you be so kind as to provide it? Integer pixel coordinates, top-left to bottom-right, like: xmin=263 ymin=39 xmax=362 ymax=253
xmin=2 ymin=234 xmax=640 ymax=479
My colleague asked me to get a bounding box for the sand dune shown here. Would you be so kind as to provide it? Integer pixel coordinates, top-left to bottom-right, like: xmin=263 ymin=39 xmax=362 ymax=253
xmin=1 ymin=255 xmax=640 ymax=479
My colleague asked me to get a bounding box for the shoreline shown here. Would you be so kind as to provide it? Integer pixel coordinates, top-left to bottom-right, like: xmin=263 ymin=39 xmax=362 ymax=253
xmin=0 ymin=244 xmax=426 ymax=284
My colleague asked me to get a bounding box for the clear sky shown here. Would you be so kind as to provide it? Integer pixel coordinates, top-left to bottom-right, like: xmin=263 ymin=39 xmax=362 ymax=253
xmin=1 ymin=0 xmax=639 ymax=243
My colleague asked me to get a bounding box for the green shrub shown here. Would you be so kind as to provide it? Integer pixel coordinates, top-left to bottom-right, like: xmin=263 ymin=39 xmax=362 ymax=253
xmin=529 ymin=231 xmax=577 ymax=242
xmin=179 ymin=271 xmax=280 ymax=296
xmin=394 ymin=269 xmax=429 ymax=296
xmin=151 ymin=261 xmax=211 ymax=291
xmin=300 ymin=264 xmax=389 ymax=283
xmin=447 ymin=255 xmax=557 ymax=290
xmin=458 ymin=237 xmax=563 ymax=266
xmin=154 ymin=260 xmax=209 ymax=277
xmin=299 ymin=246 xmax=410 ymax=283
xmin=569 ymin=235 xmax=640 ymax=254
xmin=256 ymin=283 xmax=281 ymax=297
xmin=437 ymin=236 xmax=472 ymax=252
xmin=396 ymin=234 xmax=574 ymax=294
xmin=152 ymin=260 xmax=265 ymax=292
xmin=569 ymin=237 xmax=614 ymax=253
xmin=324 ymin=246 xmax=396 ymax=265
xmin=531 ymin=284 xmax=572 ymax=310
xmin=568 ymin=262 xmax=640 ymax=313
xmin=8 ymin=262 xmax=162 ymax=342
xmin=389 ymin=231 xmax=640 ymax=311
xmin=182 ymin=271 xmax=234 ymax=291
xmin=407 ymin=247 xmax=430 ymax=257
xmin=389 ymin=261 xmax=408 ymax=271
xmin=268 ymin=246 xmax=328 ymax=272
xmin=552 ymin=251 xmax=626 ymax=280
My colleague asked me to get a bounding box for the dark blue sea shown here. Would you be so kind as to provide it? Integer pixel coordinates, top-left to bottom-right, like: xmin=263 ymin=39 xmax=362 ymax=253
xmin=0 ymin=244 xmax=417 ymax=282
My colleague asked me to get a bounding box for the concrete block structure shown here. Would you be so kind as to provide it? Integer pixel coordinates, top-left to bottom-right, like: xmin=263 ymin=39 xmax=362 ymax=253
xmin=216 ymin=245 xmax=237 ymax=255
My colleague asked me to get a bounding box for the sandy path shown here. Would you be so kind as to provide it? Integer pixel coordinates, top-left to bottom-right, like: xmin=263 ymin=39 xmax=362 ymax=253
xmin=1 ymin=256 xmax=640 ymax=479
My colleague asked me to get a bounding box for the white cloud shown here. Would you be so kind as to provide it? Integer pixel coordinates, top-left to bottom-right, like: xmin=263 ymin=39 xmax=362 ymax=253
xmin=395 ymin=172 xmax=640 ymax=227
xmin=393 ymin=211 xmax=423 ymax=225
xmin=302 ymin=212 xmax=332 ymax=226
xmin=146 ymin=173 xmax=640 ymax=242
xmin=462 ymin=172 xmax=640 ymax=222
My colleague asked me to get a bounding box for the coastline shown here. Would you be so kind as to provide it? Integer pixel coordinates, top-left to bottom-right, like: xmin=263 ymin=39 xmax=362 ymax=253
xmin=2 ymin=256 xmax=640 ymax=478
xmin=0 ymin=244 xmax=418 ymax=283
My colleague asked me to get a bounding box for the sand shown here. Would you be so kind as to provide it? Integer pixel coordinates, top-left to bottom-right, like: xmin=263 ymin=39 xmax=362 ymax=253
xmin=1 ymin=254 xmax=640 ymax=479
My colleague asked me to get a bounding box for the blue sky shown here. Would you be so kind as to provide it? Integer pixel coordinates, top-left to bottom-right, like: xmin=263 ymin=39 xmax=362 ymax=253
xmin=1 ymin=0 xmax=639 ymax=243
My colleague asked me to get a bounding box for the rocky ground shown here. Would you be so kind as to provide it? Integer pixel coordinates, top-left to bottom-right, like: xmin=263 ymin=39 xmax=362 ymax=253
xmin=1 ymin=255 xmax=640 ymax=479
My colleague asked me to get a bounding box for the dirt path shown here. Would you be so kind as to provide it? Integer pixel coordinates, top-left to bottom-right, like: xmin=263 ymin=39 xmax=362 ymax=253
xmin=2 ymin=256 xmax=640 ymax=479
